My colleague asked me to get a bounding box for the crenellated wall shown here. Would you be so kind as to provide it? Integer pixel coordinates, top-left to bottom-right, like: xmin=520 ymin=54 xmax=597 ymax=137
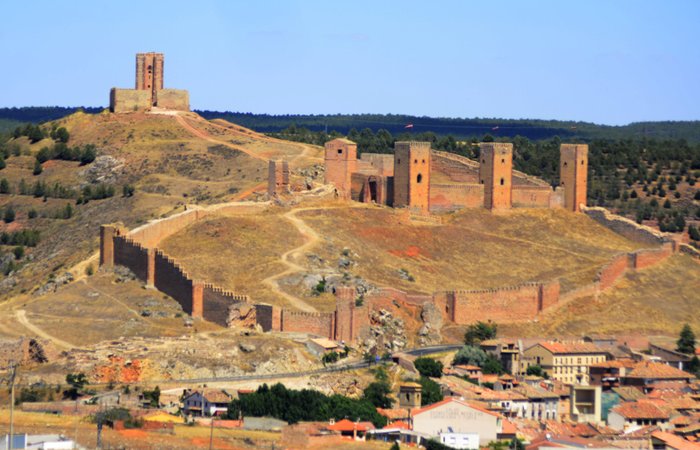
xmin=202 ymin=284 xmax=249 ymax=326
xmin=113 ymin=236 xmax=150 ymax=282
xmin=280 ymin=310 xmax=336 ymax=337
xmin=153 ymin=250 xmax=197 ymax=315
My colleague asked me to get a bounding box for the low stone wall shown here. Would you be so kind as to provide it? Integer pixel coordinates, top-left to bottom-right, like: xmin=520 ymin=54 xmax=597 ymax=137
xmin=631 ymin=244 xmax=674 ymax=269
xmin=583 ymin=206 xmax=672 ymax=247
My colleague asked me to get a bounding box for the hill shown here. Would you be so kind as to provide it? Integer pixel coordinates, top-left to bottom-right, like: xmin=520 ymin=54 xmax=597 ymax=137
xmin=2 ymin=107 xmax=700 ymax=142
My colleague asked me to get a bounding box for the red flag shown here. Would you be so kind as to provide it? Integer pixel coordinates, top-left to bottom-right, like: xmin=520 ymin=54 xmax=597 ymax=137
xmin=491 ymin=126 xmax=500 ymax=131
xmin=405 ymin=124 xmax=414 ymax=129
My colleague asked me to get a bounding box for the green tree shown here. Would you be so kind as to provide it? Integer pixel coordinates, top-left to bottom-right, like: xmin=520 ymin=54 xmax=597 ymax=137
xmin=418 ymin=376 xmax=443 ymax=406
xmin=0 ymin=178 xmax=9 ymax=194
xmin=453 ymin=345 xmax=488 ymax=366
xmin=13 ymin=246 xmax=24 ymax=260
xmin=64 ymin=372 xmax=88 ymax=400
xmin=677 ymin=324 xmax=696 ymax=355
xmin=54 ymin=127 xmax=70 ymax=143
xmin=362 ymin=381 xmax=392 ymax=408
xmin=79 ymin=144 xmax=97 ymax=165
xmin=464 ymin=321 xmax=497 ymax=345
xmin=689 ymin=226 xmax=700 ymax=241
xmin=33 ymin=159 xmax=43 ymax=175
xmin=3 ymin=206 xmax=15 ymax=223
xmin=526 ymin=365 xmax=545 ymax=377
xmin=414 ymin=357 xmax=444 ymax=378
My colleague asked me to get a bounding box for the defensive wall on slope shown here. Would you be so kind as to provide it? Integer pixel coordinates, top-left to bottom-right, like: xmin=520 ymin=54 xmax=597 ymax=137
xmin=100 ymin=200 xmax=681 ymax=341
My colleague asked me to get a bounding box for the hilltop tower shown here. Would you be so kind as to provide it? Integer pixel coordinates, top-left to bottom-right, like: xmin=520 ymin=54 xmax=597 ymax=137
xmin=135 ymin=52 xmax=164 ymax=106
xmin=560 ymin=144 xmax=588 ymax=212
xmin=479 ymin=142 xmax=513 ymax=210
xmin=268 ymin=160 xmax=290 ymax=196
xmin=324 ymin=139 xmax=358 ymax=199
xmin=393 ymin=141 xmax=431 ymax=213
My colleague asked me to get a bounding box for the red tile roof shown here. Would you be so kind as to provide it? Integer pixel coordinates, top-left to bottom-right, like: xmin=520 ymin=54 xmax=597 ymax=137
xmin=328 ymin=419 xmax=373 ymax=432
xmin=536 ymin=341 xmax=605 ymax=355
xmin=383 ymin=420 xmax=411 ymax=430
xmin=626 ymin=361 xmax=694 ymax=380
xmin=376 ymin=408 xmax=409 ymax=420
xmin=412 ymin=397 xmax=501 ymax=418
xmin=651 ymin=431 xmax=700 ymax=450
xmin=612 ymin=401 xmax=670 ymax=420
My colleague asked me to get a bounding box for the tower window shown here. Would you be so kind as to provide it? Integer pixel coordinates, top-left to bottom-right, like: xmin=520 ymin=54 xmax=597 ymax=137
xmin=417 ymin=174 xmax=423 ymax=183
xmin=501 ymin=158 xmax=505 ymax=163
xmin=563 ymin=162 xmax=568 ymax=167
xmin=338 ymin=149 xmax=343 ymax=154
xmin=397 ymin=159 xmax=401 ymax=164
xmin=482 ymin=159 xmax=485 ymax=164
xmin=414 ymin=159 xmax=418 ymax=164
xmin=581 ymin=160 xmax=585 ymax=165
xmin=422 ymin=159 xmax=426 ymax=163
xmin=500 ymin=178 xmax=504 ymax=186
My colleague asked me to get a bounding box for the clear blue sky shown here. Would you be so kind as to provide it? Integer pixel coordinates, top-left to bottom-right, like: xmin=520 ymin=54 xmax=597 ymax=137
xmin=1 ymin=0 xmax=698 ymax=125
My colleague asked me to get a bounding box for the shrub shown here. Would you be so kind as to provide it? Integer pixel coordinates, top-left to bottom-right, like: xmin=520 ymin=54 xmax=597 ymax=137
xmin=0 ymin=178 xmax=9 ymax=194
xmin=464 ymin=321 xmax=497 ymax=345
xmin=13 ymin=246 xmax=24 ymax=260
xmin=3 ymin=206 xmax=15 ymax=223
xmin=414 ymin=357 xmax=444 ymax=378
xmin=33 ymin=159 xmax=43 ymax=175
xmin=28 ymin=208 xmax=37 ymax=219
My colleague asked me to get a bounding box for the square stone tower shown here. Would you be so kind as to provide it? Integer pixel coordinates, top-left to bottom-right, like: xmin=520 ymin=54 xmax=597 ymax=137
xmin=135 ymin=52 xmax=164 ymax=106
xmin=398 ymin=382 xmax=422 ymax=409
xmin=479 ymin=142 xmax=513 ymax=210
xmin=560 ymin=144 xmax=588 ymax=212
xmin=324 ymin=138 xmax=358 ymax=199
xmin=393 ymin=141 xmax=431 ymax=212
xmin=268 ymin=160 xmax=290 ymax=196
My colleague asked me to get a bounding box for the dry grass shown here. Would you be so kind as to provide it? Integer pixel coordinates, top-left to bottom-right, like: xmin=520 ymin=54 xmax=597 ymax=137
xmin=159 ymin=212 xmax=306 ymax=307
xmin=502 ymin=254 xmax=700 ymax=337
xmin=297 ymin=206 xmax=645 ymax=294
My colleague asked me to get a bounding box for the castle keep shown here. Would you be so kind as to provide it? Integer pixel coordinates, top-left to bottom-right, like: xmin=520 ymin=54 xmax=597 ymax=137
xmin=324 ymin=139 xmax=588 ymax=213
xmin=110 ymin=53 xmax=189 ymax=113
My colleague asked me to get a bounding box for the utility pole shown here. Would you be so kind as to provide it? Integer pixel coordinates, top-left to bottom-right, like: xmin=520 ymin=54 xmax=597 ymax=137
xmin=8 ymin=363 xmax=18 ymax=450
xmin=208 ymin=417 xmax=215 ymax=450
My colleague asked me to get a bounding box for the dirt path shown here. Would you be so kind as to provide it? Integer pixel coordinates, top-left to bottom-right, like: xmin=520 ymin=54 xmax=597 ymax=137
xmin=14 ymin=310 xmax=76 ymax=350
xmin=262 ymin=203 xmax=369 ymax=313
xmin=172 ymin=114 xmax=268 ymax=162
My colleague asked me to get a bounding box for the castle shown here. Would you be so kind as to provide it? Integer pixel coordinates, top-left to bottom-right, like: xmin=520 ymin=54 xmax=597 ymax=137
xmin=324 ymin=139 xmax=589 ymax=213
xmin=110 ymin=53 xmax=189 ymax=113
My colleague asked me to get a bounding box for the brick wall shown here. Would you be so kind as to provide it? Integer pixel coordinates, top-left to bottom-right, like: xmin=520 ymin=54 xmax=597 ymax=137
xmin=429 ymin=184 xmax=484 ymax=212
xmin=155 ymin=89 xmax=189 ymax=111
xmin=113 ymin=236 xmax=150 ymax=282
xmin=560 ymin=144 xmax=588 ymax=212
xmin=280 ymin=310 xmax=335 ymax=338
xmin=512 ymin=186 xmax=553 ymax=208
xmin=360 ymin=153 xmax=395 ymax=177
xmin=268 ymin=160 xmax=290 ymax=196
xmin=479 ymin=143 xmax=513 ymax=210
xmin=394 ymin=142 xmax=431 ymax=212
xmin=202 ymin=284 xmax=249 ymax=326
xmin=154 ymin=250 xmax=196 ymax=315
xmin=595 ymin=253 xmax=630 ymax=290
xmin=109 ymin=88 xmax=151 ymax=113
xmin=448 ymin=281 xmax=553 ymax=324
xmin=632 ymin=245 xmax=673 ymax=269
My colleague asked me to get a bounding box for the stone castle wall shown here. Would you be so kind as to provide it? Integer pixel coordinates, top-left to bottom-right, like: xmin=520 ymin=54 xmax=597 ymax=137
xmin=113 ymin=236 xmax=149 ymax=282
xmin=512 ymin=186 xmax=554 ymax=208
xmin=429 ymin=184 xmax=484 ymax=212
xmin=202 ymin=284 xmax=248 ymax=326
xmin=153 ymin=250 xmax=197 ymax=315
xmin=595 ymin=253 xmax=630 ymax=290
xmin=583 ymin=206 xmax=671 ymax=247
xmin=155 ymin=89 xmax=189 ymax=111
xmin=110 ymin=88 xmax=151 ymax=113
xmin=280 ymin=310 xmax=336 ymax=337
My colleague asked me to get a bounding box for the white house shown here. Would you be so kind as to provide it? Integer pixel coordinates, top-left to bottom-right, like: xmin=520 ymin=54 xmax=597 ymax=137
xmin=412 ymin=397 xmax=503 ymax=446
xmin=182 ymin=390 xmax=233 ymax=417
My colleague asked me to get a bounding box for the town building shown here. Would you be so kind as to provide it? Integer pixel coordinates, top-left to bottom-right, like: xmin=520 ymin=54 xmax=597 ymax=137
xmin=480 ymin=339 xmax=522 ymax=375
xmin=182 ymin=390 xmax=233 ymax=417
xmin=621 ymin=361 xmax=695 ymax=393
xmin=411 ymin=397 xmax=503 ymax=446
xmin=570 ymin=385 xmax=602 ymax=424
xmin=522 ymin=342 xmax=608 ymax=384
xmin=607 ymin=401 xmax=671 ymax=432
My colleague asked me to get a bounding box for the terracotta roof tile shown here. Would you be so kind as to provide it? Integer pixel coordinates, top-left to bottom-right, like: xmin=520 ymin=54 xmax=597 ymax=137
xmin=534 ymin=341 xmax=606 ymax=355
xmin=627 ymin=361 xmax=694 ymax=380
xmin=651 ymin=431 xmax=700 ymax=449
xmin=612 ymin=401 xmax=670 ymax=419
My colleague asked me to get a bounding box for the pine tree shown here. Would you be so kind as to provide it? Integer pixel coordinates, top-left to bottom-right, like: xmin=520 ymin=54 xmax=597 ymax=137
xmin=677 ymin=324 xmax=696 ymax=355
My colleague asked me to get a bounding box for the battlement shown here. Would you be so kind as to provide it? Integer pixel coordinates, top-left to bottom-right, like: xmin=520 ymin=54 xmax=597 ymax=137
xmin=443 ymin=280 xmax=549 ymax=296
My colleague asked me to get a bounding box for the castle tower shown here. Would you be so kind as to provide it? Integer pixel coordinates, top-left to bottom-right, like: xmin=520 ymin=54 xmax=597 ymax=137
xmin=268 ymin=160 xmax=290 ymax=196
xmin=393 ymin=141 xmax=431 ymax=212
xmin=560 ymin=144 xmax=588 ymax=212
xmin=324 ymin=138 xmax=357 ymax=199
xmin=135 ymin=52 xmax=164 ymax=106
xmin=479 ymin=142 xmax=513 ymax=210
